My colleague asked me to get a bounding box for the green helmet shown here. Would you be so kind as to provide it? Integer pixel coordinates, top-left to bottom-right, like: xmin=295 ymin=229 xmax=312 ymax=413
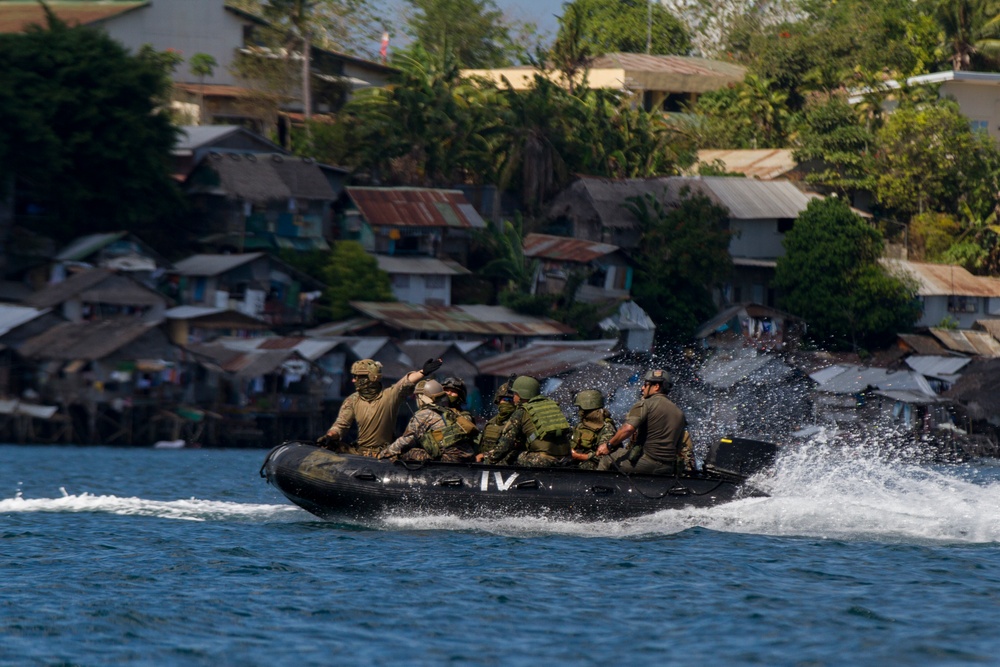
xmin=511 ymin=375 xmax=540 ymax=400
xmin=643 ymin=368 xmax=672 ymax=388
xmin=351 ymin=359 xmax=382 ymax=383
xmin=573 ymin=389 xmax=604 ymax=411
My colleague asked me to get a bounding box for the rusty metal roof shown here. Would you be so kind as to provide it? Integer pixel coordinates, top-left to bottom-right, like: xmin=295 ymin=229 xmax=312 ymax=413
xmin=590 ymin=53 xmax=747 ymax=80
xmin=929 ymin=328 xmax=1000 ymax=357
xmin=18 ymin=319 xmax=164 ymax=361
xmin=897 ymin=333 xmax=950 ymax=356
xmin=523 ymin=233 xmax=619 ymax=263
xmin=346 ymin=187 xmax=486 ymax=229
xmin=24 ymin=268 xmax=168 ymax=309
xmin=695 ymin=149 xmax=798 ymax=180
xmin=349 ymin=301 xmax=573 ymax=337
xmin=882 ymin=259 xmax=1000 ymax=297
xmin=0 ymin=2 xmax=147 ymax=33
xmin=477 ymin=340 xmax=617 ymax=377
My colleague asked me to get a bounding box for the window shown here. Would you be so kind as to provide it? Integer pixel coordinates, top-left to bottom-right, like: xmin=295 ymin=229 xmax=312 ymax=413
xmin=948 ymin=295 xmax=978 ymax=313
xmin=392 ymin=274 xmax=410 ymax=288
xmin=970 ymin=120 xmax=990 ymax=133
xmin=777 ymin=218 xmax=794 ymax=233
xmin=425 ymin=275 xmax=445 ymax=289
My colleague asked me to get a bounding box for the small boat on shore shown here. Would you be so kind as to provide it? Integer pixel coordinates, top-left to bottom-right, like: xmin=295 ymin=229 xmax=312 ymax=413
xmin=260 ymin=437 xmax=779 ymax=521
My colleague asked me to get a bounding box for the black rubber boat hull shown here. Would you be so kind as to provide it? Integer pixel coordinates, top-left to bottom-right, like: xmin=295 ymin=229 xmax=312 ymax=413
xmin=260 ymin=441 xmax=772 ymax=521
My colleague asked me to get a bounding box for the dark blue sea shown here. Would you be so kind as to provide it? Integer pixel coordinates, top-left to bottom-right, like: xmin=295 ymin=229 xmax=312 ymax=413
xmin=4 ymin=441 xmax=1000 ymax=666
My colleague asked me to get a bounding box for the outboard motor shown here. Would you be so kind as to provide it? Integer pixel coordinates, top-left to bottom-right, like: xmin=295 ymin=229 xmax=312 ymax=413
xmin=704 ymin=436 xmax=780 ymax=481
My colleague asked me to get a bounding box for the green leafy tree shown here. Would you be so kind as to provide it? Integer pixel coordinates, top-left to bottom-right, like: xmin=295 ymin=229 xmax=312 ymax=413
xmin=188 ymin=52 xmax=217 ymax=123
xmin=404 ymin=0 xmax=528 ymax=67
xmin=476 ymin=215 xmax=539 ymax=294
xmin=793 ymin=95 xmax=876 ymax=196
xmin=874 ymin=100 xmax=1000 ymax=219
xmin=555 ymin=0 xmax=690 ymax=56
xmin=625 ymin=190 xmax=733 ymax=344
xmin=0 ymin=10 xmax=184 ymax=247
xmin=775 ymin=197 xmax=920 ymax=351
xmin=322 ymin=241 xmax=395 ymax=320
xmin=688 ymin=74 xmax=790 ymax=149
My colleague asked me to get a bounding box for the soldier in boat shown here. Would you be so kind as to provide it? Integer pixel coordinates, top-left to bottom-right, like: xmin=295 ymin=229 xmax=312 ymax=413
xmin=601 ymin=369 xmax=690 ymax=475
xmin=481 ymin=376 xmax=572 ymax=467
xmin=316 ymin=357 xmax=442 ymax=457
xmin=568 ymin=389 xmax=617 ymax=470
xmin=476 ymin=381 xmax=516 ymax=462
xmin=377 ymin=379 xmax=479 ymax=462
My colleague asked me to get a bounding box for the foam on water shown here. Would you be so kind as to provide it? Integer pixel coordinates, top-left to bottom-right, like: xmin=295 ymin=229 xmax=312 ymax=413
xmin=0 ymin=487 xmax=302 ymax=522
xmin=384 ymin=439 xmax=1000 ymax=544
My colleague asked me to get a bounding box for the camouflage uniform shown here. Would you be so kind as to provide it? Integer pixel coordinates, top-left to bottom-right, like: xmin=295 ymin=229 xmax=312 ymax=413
xmin=486 ymin=400 xmax=571 ymax=468
xmin=382 ymin=405 xmax=477 ymax=463
xmin=571 ymin=410 xmax=617 ymax=470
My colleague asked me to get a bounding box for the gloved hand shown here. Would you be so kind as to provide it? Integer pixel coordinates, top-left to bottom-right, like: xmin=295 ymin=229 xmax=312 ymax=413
xmin=316 ymin=433 xmax=339 ymax=448
xmin=377 ymin=446 xmax=398 ymax=459
xmin=421 ymin=357 xmax=443 ymax=376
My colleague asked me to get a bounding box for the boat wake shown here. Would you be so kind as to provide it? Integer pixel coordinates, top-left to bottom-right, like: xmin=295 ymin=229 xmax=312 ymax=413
xmin=0 ymin=488 xmax=302 ymax=522
xmin=383 ymin=439 xmax=1000 ymax=544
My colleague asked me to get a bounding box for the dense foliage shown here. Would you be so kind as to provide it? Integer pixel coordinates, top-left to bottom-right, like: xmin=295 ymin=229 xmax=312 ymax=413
xmin=0 ymin=10 xmax=184 ymax=248
xmin=775 ymin=198 xmax=921 ymax=351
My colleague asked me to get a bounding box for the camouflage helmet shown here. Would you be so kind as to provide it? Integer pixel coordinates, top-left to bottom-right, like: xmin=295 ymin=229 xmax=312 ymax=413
xmin=643 ymin=368 xmax=672 ymax=388
xmin=573 ymin=389 xmax=604 ymax=411
xmin=351 ymin=359 xmax=383 ymax=383
xmin=511 ymin=375 xmax=540 ymax=400
xmin=421 ymin=379 xmax=447 ymax=398
xmin=441 ymin=376 xmax=467 ymax=401
xmin=493 ymin=382 xmax=512 ymax=404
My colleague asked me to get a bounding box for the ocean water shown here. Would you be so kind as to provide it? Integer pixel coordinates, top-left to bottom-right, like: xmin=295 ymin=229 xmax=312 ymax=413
xmin=3 ymin=442 xmax=1000 ymax=666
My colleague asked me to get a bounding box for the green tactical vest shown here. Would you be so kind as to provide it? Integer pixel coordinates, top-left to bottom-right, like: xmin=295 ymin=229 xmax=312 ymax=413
xmin=420 ymin=407 xmax=478 ymax=458
xmin=572 ymin=425 xmax=597 ymax=452
xmin=480 ymin=420 xmax=504 ymax=454
xmin=523 ymin=397 xmax=571 ymax=456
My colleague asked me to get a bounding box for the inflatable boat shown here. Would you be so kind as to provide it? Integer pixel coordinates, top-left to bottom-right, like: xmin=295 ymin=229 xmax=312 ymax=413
xmin=260 ymin=436 xmax=779 ymax=522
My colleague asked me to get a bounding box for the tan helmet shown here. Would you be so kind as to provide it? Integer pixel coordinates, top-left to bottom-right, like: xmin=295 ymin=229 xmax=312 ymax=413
xmin=511 ymin=375 xmax=540 ymax=400
xmin=351 ymin=359 xmax=382 ymax=383
xmin=573 ymin=389 xmax=604 ymax=411
xmin=421 ymin=379 xmax=447 ymax=399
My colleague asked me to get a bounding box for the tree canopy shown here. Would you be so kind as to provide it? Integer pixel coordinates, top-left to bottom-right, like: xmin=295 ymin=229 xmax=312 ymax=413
xmin=0 ymin=10 xmax=183 ymax=247
xmin=775 ymin=197 xmax=920 ymax=351
xmin=323 ymin=241 xmax=395 ymax=320
xmin=555 ymin=0 xmax=690 ymax=56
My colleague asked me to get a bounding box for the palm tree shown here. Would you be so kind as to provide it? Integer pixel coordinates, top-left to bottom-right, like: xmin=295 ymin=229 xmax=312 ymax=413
xmin=934 ymin=0 xmax=1000 ymax=70
xmin=188 ymin=53 xmax=217 ymax=124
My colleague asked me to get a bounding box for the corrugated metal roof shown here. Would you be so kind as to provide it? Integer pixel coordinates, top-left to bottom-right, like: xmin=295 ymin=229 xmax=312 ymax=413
xmin=874 ymin=389 xmax=945 ymax=405
xmin=695 ymin=150 xmax=797 ymax=180
xmin=523 ymin=233 xmax=619 ymax=263
xmin=222 ymin=349 xmax=300 ymax=378
xmin=175 ymin=125 xmax=284 ymax=153
xmin=0 ymin=2 xmax=147 ymax=33
xmin=375 ymin=255 xmax=470 ymax=275
xmin=18 ymin=319 xmax=163 ymax=361
xmin=476 ymin=340 xmax=617 ymax=377
xmin=695 ymin=177 xmax=811 ymax=220
xmin=23 ymin=268 xmax=166 ymax=309
xmin=905 ymin=355 xmax=971 ymax=380
xmin=929 ymin=328 xmax=1000 ymax=357
xmin=346 ymin=187 xmax=487 ymax=229
xmin=174 ymin=253 xmax=264 ymax=276
xmin=55 ymin=232 xmax=128 ymax=262
xmin=698 ymin=350 xmax=793 ymax=389
xmin=975 ymin=319 xmax=1000 ymax=340
xmin=350 ymin=302 xmax=573 ymax=336
xmin=881 ymin=259 xmax=1000 ymax=297
xmin=0 ymin=305 xmax=50 ymax=337
xmin=897 ymin=333 xmax=950 ymax=355
xmin=590 ymin=53 xmax=747 ymax=80
xmin=192 ymin=153 xmax=334 ymax=202
xmin=808 ymin=365 xmax=936 ymax=396
xmin=219 ymin=335 xmax=342 ymax=361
